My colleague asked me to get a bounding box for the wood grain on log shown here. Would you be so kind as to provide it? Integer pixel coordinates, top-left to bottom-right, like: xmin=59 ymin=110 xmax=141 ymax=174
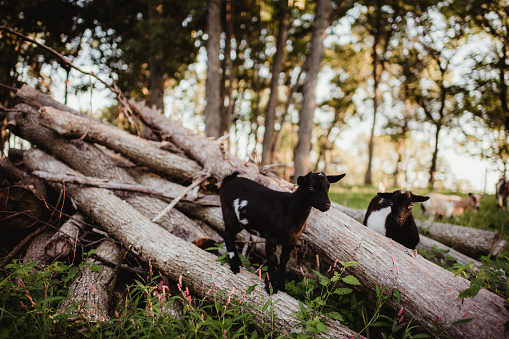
xmin=24 ymin=149 xmax=358 ymax=338
xmin=9 ymin=104 xmax=202 ymax=182
xmin=59 ymin=239 xmax=121 ymax=322
xmin=45 ymin=212 xmax=85 ymax=259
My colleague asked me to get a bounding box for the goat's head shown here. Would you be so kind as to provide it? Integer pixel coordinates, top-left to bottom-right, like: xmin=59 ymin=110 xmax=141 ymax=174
xmin=468 ymin=193 xmax=483 ymax=210
xmin=297 ymin=172 xmax=345 ymax=212
xmin=377 ymin=190 xmax=429 ymax=226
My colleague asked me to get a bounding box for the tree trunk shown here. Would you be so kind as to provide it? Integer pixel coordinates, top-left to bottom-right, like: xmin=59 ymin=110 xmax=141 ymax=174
xmin=23 ymin=148 xmax=358 ymax=338
xmin=364 ymin=0 xmax=382 ymax=186
xmin=59 ymin=239 xmax=121 ymax=322
xmin=262 ymin=0 xmax=290 ymax=166
xmin=293 ymin=0 xmax=330 ymax=181
xmin=45 ymin=212 xmax=85 ymax=259
xmin=7 ymin=105 xmax=202 ymax=182
xmin=428 ymin=123 xmax=441 ymax=189
xmin=416 ymin=219 xmax=505 ymax=258
xmin=147 ymin=0 xmax=164 ymax=112
xmin=204 ymin=0 xmax=222 ymax=138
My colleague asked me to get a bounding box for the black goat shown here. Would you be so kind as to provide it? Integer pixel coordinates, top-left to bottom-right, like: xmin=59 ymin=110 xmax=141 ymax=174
xmin=363 ymin=190 xmax=429 ymax=249
xmin=219 ymin=171 xmax=345 ymax=294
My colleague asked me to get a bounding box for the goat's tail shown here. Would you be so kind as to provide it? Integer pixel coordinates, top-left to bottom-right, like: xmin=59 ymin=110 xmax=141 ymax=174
xmin=219 ymin=171 xmax=241 ymax=190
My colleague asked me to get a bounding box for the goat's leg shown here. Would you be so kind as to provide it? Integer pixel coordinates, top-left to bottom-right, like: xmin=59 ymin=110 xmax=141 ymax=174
xmin=264 ymin=238 xmax=278 ymax=294
xmin=222 ymin=211 xmax=243 ymax=273
xmin=276 ymin=243 xmax=294 ymax=292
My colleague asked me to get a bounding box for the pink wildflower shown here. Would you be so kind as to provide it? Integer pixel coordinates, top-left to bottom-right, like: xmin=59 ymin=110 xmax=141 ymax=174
xmin=88 ymin=282 xmax=97 ymax=294
xmin=398 ymin=306 xmax=403 ymax=316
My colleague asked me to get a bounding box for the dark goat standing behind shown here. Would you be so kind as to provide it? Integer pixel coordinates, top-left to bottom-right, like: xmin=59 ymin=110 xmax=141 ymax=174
xmin=363 ymin=190 xmax=429 ymax=249
xmin=219 ymin=171 xmax=345 ymax=294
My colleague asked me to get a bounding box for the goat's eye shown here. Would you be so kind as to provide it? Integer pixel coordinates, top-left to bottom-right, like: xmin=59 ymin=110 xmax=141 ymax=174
xmin=389 ymin=201 xmax=393 ymax=206
xmin=309 ymin=186 xmax=314 ymax=192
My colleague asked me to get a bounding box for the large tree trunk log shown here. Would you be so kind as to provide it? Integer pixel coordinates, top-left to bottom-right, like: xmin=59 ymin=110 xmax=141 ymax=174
xmin=335 ymin=204 xmax=505 ymax=260
xmin=59 ymin=239 xmax=121 ymax=322
xmin=23 ymin=231 xmax=54 ymax=269
xmin=416 ymin=219 xmax=506 ymax=258
xmin=45 ymin=212 xmax=85 ymax=259
xmin=8 ymin=104 xmax=202 ymax=182
xmin=24 ymin=149 xmax=358 ymax=338
xmin=131 ymin=102 xmax=509 ymax=338
xmin=7 ymin=105 xmax=212 ymax=245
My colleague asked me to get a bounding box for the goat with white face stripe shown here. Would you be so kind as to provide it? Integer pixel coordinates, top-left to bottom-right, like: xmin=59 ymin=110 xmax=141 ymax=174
xmin=363 ymin=190 xmax=429 ymax=249
xmin=219 ymin=171 xmax=345 ymax=294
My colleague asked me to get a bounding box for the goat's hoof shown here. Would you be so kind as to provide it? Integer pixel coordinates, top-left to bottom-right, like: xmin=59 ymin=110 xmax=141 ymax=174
xmin=229 ymin=265 xmax=241 ymax=274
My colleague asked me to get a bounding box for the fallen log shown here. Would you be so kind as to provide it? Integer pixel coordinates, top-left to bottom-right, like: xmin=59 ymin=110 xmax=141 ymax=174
xmin=24 ymin=148 xmax=358 ymax=338
xmin=23 ymin=230 xmax=53 ymax=269
xmin=7 ymin=104 xmax=202 ymax=182
xmin=416 ymin=219 xmax=506 ymax=259
xmin=7 ymin=105 xmax=213 ymax=245
xmin=131 ymin=101 xmax=509 ymax=338
xmin=45 ymin=212 xmax=85 ymax=260
xmin=59 ymin=239 xmax=121 ymax=322
xmin=335 ymin=204 xmax=502 ymax=263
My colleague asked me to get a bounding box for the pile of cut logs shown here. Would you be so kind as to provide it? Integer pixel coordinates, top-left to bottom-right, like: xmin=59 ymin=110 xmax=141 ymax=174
xmin=0 ymin=85 xmax=508 ymax=338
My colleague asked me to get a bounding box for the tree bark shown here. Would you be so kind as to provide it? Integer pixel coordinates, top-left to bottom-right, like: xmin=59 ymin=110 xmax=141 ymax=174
xmin=364 ymin=0 xmax=382 ymax=186
xmin=24 ymin=148 xmax=358 ymax=338
xmin=23 ymin=230 xmax=53 ymax=269
xmin=416 ymin=219 xmax=505 ymax=259
xmin=147 ymin=0 xmax=165 ymax=112
xmin=45 ymin=212 xmax=85 ymax=259
xmin=262 ymin=0 xmax=290 ymax=166
xmin=294 ymin=0 xmax=331 ymax=181
xmin=335 ymin=204 xmax=495 ymax=268
xmin=204 ymin=0 xmax=223 ymax=138
xmin=59 ymin=239 xmax=121 ymax=322
xmin=7 ymin=104 xmax=202 ymax=182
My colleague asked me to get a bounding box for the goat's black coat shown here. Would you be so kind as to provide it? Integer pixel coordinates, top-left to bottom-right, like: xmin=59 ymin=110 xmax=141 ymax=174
xmin=219 ymin=171 xmax=344 ymax=294
xmin=363 ymin=190 xmax=429 ymax=250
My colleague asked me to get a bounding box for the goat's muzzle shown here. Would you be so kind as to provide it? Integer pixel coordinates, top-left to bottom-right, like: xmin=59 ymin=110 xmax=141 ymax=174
xmin=395 ymin=217 xmax=404 ymax=226
xmin=318 ymin=201 xmax=331 ymax=212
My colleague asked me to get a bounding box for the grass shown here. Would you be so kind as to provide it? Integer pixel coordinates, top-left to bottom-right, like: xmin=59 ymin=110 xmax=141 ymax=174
xmin=1 ymin=187 xmax=508 ymax=338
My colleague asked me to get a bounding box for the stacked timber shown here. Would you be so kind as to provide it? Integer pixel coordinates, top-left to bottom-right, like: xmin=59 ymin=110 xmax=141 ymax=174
xmin=0 ymin=85 xmax=507 ymax=338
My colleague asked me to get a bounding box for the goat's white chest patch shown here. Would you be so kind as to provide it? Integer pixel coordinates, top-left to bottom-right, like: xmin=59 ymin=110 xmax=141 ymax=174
xmin=366 ymin=206 xmax=390 ymax=236
xmin=233 ymin=199 xmax=249 ymax=226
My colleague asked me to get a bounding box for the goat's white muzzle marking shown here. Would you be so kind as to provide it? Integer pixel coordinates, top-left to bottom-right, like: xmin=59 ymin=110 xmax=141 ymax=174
xmin=233 ymin=198 xmax=249 ymax=226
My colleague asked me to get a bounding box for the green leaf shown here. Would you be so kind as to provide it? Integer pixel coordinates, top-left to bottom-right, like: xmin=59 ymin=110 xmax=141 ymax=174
xmin=342 ymin=275 xmax=360 ymax=285
xmin=451 ymin=318 xmax=473 ymax=326
xmin=89 ymin=264 xmax=104 ymax=272
xmin=315 ymin=322 xmax=327 ymax=332
xmin=333 ymin=287 xmax=353 ymax=295
xmin=326 ymin=311 xmax=344 ymax=322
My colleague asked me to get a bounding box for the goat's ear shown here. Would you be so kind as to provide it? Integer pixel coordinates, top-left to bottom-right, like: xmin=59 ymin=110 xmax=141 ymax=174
xmin=327 ymin=173 xmax=345 ymax=183
xmin=411 ymin=194 xmax=429 ymax=202
xmin=297 ymin=174 xmax=307 ymax=186
xmin=377 ymin=192 xmax=393 ymax=200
